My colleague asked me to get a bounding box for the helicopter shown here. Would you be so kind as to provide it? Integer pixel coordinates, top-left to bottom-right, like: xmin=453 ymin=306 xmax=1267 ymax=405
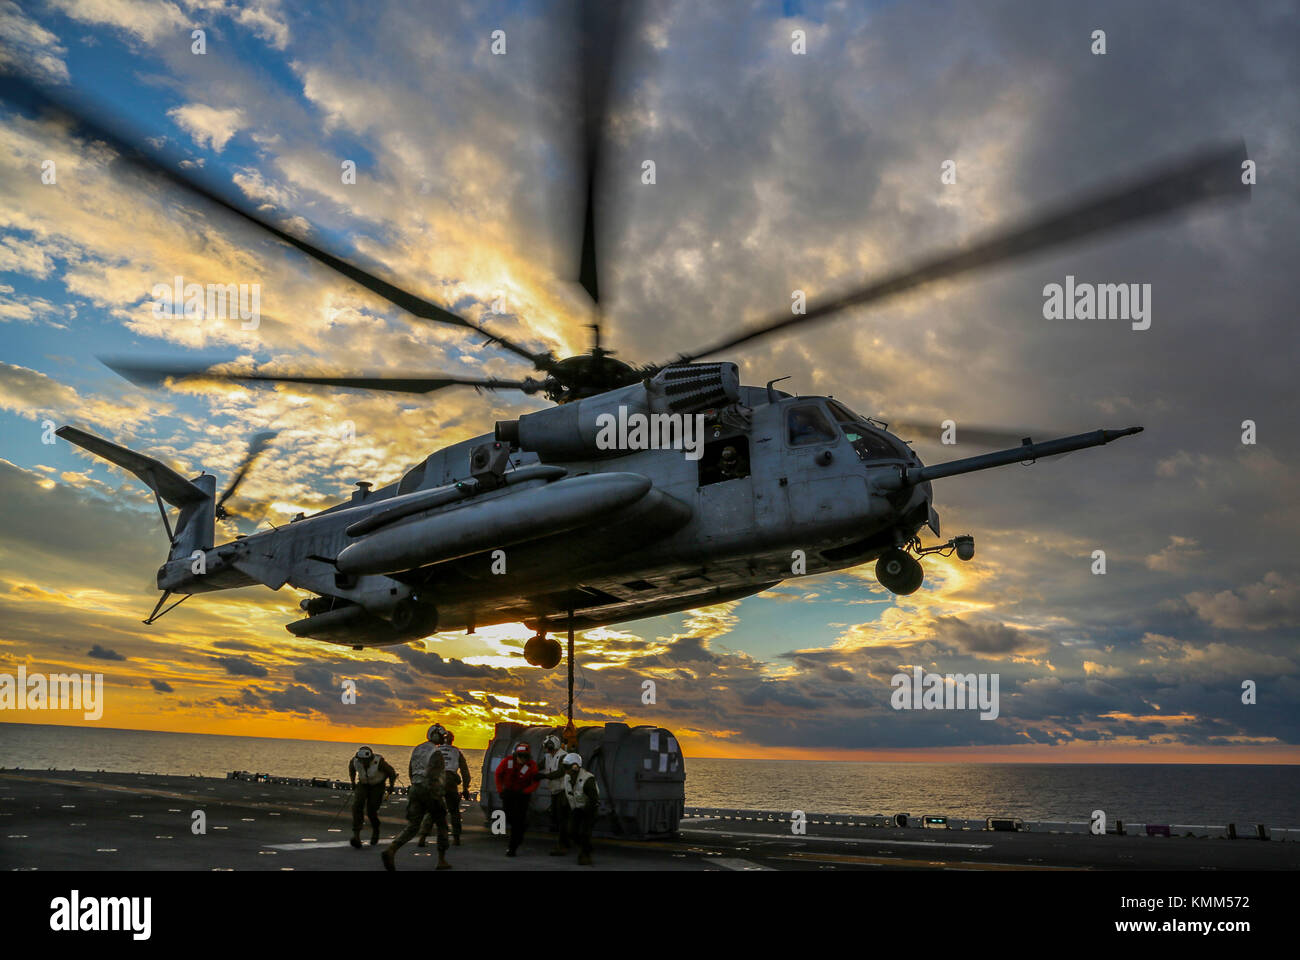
xmin=1 ymin=6 xmax=1247 ymax=673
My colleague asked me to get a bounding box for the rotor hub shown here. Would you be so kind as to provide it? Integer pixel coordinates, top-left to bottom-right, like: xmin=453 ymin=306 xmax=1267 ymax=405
xmin=546 ymin=352 xmax=641 ymax=403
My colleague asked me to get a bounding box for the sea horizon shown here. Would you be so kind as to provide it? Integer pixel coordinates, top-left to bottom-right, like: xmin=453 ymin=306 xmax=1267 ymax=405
xmin=3 ymin=721 xmax=1299 ymax=825
xmin=4 ymin=719 xmax=1297 ymax=765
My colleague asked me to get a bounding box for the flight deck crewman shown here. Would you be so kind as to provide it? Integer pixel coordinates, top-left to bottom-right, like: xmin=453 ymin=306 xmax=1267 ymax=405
xmin=349 ymin=746 xmax=397 ymax=848
xmin=561 ymin=752 xmax=600 ymax=866
xmin=425 ymin=728 xmax=472 ymax=847
xmin=409 ymin=722 xmax=446 ymax=849
xmin=494 ymin=741 xmax=538 ymax=857
xmin=382 ymin=746 xmax=450 ymax=871
xmin=535 ymin=734 xmax=570 ymax=854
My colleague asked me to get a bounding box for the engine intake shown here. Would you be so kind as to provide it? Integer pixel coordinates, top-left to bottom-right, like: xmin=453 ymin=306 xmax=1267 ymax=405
xmin=494 ymin=363 xmax=739 ymax=461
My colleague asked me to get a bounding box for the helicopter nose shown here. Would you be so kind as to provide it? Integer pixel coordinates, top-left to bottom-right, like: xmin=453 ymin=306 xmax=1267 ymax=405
xmin=925 ymin=500 xmax=941 ymax=538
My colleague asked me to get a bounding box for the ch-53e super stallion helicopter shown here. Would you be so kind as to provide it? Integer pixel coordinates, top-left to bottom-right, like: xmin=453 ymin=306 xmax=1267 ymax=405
xmin=1 ymin=7 xmax=1247 ymax=672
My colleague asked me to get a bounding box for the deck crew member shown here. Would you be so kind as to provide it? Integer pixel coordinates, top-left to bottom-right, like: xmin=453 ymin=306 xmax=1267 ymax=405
xmin=409 ymin=723 xmax=446 ymax=846
xmin=535 ymin=734 xmax=570 ymax=853
xmin=382 ymin=748 xmax=450 ymax=871
xmin=493 ymin=741 xmax=538 ymax=857
xmin=562 ymin=752 xmax=600 ymax=866
xmin=349 ymin=746 xmax=397 ymax=848
xmin=425 ymin=728 xmax=472 ymax=846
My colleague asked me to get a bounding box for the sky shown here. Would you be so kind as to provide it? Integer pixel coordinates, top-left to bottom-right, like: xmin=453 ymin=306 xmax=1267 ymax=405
xmin=0 ymin=0 xmax=1296 ymax=761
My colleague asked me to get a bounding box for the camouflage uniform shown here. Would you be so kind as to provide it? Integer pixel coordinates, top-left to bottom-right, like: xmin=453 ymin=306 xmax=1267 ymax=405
xmin=383 ymin=749 xmax=450 ymax=870
xmin=420 ymin=742 xmax=471 ymax=845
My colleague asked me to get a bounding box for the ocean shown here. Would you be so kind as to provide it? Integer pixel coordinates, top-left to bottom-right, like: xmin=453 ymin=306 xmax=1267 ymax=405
xmin=2 ymin=722 xmax=1297 ymax=825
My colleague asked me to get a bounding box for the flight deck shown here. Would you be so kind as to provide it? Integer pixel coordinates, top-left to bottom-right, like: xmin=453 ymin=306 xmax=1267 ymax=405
xmin=2 ymin=769 xmax=1296 ymax=872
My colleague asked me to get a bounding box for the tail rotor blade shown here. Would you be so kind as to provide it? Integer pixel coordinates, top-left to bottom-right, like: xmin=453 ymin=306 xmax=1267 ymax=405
xmin=215 ymin=431 xmax=278 ymax=519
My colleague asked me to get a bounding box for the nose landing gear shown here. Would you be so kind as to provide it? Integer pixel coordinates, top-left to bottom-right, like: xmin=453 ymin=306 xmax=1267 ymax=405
xmin=876 ymin=548 xmax=924 ymax=595
xmin=875 ymin=534 xmax=976 ymax=595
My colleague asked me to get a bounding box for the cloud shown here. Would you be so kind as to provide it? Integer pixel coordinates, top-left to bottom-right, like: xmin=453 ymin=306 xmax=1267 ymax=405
xmin=45 ymin=0 xmax=188 ymax=46
xmin=1186 ymin=573 xmax=1300 ymax=631
xmin=167 ymin=104 xmax=245 ymax=153
xmin=0 ymin=1 xmax=68 ymax=82
xmin=236 ymin=0 xmax=290 ymax=50
xmin=87 ymin=643 xmax=126 ymax=660
xmin=212 ymin=655 xmax=270 ymax=677
xmin=929 ymin=615 xmax=1048 ymax=656
xmin=0 ymin=235 xmax=55 ymax=278
xmin=0 ymin=1 xmax=1295 ymax=758
xmin=391 ymin=645 xmax=507 ymax=679
xmin=1145 ymin=536 xmax=1203 ymax=572
xmin=150 ymin=678 xmax=174 ymax=692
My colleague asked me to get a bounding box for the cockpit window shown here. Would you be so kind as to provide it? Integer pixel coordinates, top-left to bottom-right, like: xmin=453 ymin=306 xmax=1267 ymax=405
xmin=842 ymin=427 xmax=900 ymax=461
xmin=786 ymin=404 xmax=838 ymax=446
xmin=826 ymin=401 xmax=903 ymax=461
xmin=827 ymin=400 xmax=864 ymax=424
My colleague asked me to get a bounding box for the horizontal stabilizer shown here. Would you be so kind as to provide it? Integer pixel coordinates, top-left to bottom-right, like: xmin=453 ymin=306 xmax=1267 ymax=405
xmin=56 ymin=425 xmax=208 ymax=506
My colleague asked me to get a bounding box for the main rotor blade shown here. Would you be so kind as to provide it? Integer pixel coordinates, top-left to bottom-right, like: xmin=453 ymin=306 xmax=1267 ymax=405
xmin=660 ymin=141 xmax=1249 ymax=367
xmin=100 ymin=356 xmax=547 ymax=396
xmin=575 ymin=0 xmax=633 ymax=344
xmin=0 ymin=71 xmax=558 ymax=374
xmin=216 ymin=431 xmax=278 ymax=517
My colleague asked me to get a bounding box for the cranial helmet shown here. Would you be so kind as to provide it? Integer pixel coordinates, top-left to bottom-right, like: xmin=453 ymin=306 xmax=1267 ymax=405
xmin=355 ymin=746 xmax=374 ymax=761
xmin=562 ymin=752 xmax=582 ymax=767
xmin=514 ymin=742 xmax=531 ymax=755
xmin=542 ymin=735 xmax=561 ymax=752
xmin=427 ymin=723 xmax=447 ymax=744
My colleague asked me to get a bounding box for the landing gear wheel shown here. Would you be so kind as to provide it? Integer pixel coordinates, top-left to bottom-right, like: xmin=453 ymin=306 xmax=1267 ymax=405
xmin=524 ymin=634 xmax=562 ymax=669
xmin=391 ymin=599 xmax=438 ymax=638
xmin=876 ymin=548 xmax=924 ymax=595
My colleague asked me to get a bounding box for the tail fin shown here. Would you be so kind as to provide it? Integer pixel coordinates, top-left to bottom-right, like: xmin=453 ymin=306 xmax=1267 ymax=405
xmin=57 ymin=425 xmax=215 ymax=560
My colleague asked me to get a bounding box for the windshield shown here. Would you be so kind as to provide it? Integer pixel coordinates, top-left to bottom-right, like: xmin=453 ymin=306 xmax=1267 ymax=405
xmin=827 ymin=400 xmax=865 ymax=423
xmin=826 ymin=401 xmax=904 ymax=461
xmin=786 ymin=403 xmax=838 ymax=446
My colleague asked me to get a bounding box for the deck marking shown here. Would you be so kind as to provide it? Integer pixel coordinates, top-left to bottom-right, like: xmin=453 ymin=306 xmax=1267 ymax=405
xmin=712 ymin=857 xmax=774 ymax=871
xmin=0 ymin=773 xmax=350 ymax=820
xmin=780 ymin=851 xmax=1087 ymax=871
xmin=679 ymin=827 xmax=991 ymax=851
xmin=265 ymin=840 xmax=357 ymax=850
